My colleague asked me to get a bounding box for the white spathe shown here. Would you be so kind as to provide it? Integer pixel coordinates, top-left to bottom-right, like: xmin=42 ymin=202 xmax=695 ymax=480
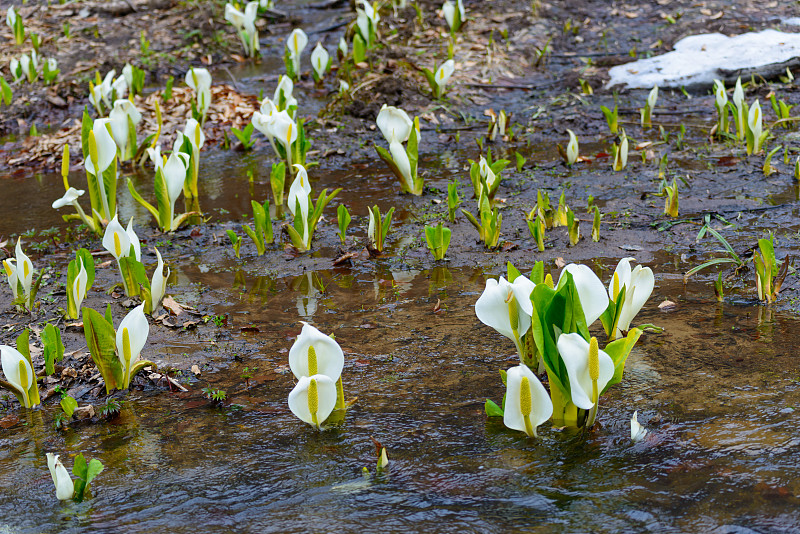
xmin=556 ymin=333 xmax=614 ymax=410
xmin=52 ymin=187 xmax=85 ymax=210
xmin=115 ymin=304 xmax=149 ymax=378
xmin=503 ymin=364 xmax=553 ymax=437
xmin=566 ymin=129 xmax=578 ymax=165
xmin=108 ymin=99 xmax=142 ymax=154
xmin=608 ymin=30 xmax=800 ymax=88
xmin=631 ymin=411 xmax=648 ymax=442
xmin=288 ymin=374 xmax=337 ymax=428
xmin=608 ymin=257 xmax=654 ymax=338
xmin=46 ymin=453 xmax=75 ymax=501
xmin=288 ymin=321 xmax=344 ymax=381
xmin=150 ymin=248 xmax=169 ymax=312
xmin=556 ymin=263 xmax=609 ymax=327
xmin=0 ymin=344 xmax=34 ymax=407
xmin=84 ymin=119 xmax=117 ymax=177
xmin=435 ymin=59 xmax=455 ymax=94
xmin=311 ymin=43 xmax=330 ymax=79
xmin=72 ymin=258 xmax=88 ymax=312
xmin=287 ymin=164 xmax=311 ymax=221
xmin=376 ymin=104 xmax=413 ymax=144
xmin=102 ymin=214 xmax=131 ymax=260
xmin=474 ymin=275 xmax=535 ymax=342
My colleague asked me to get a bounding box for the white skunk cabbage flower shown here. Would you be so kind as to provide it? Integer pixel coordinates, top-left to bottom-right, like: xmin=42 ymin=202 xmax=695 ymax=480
xmin=608 ymin=257 xmax=654 ymax=338
xmin=504 ymin=364 xmax=553 ymax=438
xmin=150 ymin=248 xmax=169 ymax=313
xmin=475 ymin=275 xmax=535 ymax=353
xmin=115 ymin=303 xmax=149 ymax=383
xmin=46 ymin=453 xmax=75 ymax=501
xmin=566 ymin=129 xmax=578 ymax=165
xmin=478 ymin=155 xmax=498 ymax=190
xmin=103 ymin=214 xmax=135 ymax=261
xmin=376 ymin=104 xmax=413 ymax=144
xmin=434 ymin=59 xmax=455 ymax=97
xmin=556 ymin=333 xmax=614 ymax=411
xmin=84 ymin=118 xmax=116 ymax=176
xmin=273 ymin=74 xmax=297 ymax=113
xmin=311 ymin=43 xmax=330 ymax=81
xmin=442 ymin=0 xmax=465 ymax=32
xmin=0 ymin=344 xmax=35 ymax=408
xmin=556 ymin=263 xmax=609 ymax=327
xmin=108 ymin=99 xmax=142 ymax=157
xmin=631 ymin=411 xmax=648 ymax=442
xmin=71 ymin=258 xmax=88 ymax=314
xmin=288 ymin=321 xmax=344 ymax=381
xmin=647 ymin=85 xmax=658 ymax=109
xmin=289 ymin=374 xmax=337 ymax=428
xmin=52 ymin=187 xmax=85 ymax=211
xmin=185 ymin=67 xmax=212 ymax=116
xmin=6 ymin=6 xmax=17 ymax=28
xmin=3 ymin=238 xmax=34 ymax=306
xmin=162 ymin=152 xmax=190 ymax=230
xmin=286 ymin=28 xmax=308 ymax=74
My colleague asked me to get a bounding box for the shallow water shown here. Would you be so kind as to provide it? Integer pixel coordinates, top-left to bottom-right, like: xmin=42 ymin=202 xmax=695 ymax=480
xmin=1 ymin=261 xmax=799 ymax=533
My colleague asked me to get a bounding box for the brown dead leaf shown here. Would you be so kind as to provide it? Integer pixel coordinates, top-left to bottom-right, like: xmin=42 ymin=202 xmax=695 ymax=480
xmin=162 ymin=296 xmax=184 ymax=316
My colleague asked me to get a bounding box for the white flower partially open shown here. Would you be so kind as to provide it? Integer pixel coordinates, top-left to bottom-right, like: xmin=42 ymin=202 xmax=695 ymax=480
xmin=46 ymin=453 xmax=75 ymax=501
xmin=72 ymin=258 xmax=88 ymax=314
xmin=566 ymin=129 xmax=579 ymax=165
xmin=631 ymin=410 xmax=648 ymax=442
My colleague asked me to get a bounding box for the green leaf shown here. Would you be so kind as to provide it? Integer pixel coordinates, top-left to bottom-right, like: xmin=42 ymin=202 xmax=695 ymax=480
xmin=80 ymin=108 xmax=92 ymax=159
xmin=243 ymin=225 xmax=264 ymax=255
xmin=60 ymin=395 xmax=78 ymax=417
xmin=602 ymin=328 xmax=642 ymax=392
xmin=83 ymin=307 xmax=123 ymax=394
xmin=353 ymin=33 xmax=366 ymax=63
xmin=118 ymin=256 xmax=148 ymax=297
xmin=42 ymin=323 xmax=65 ymax=376
xmin=506 ymin=262 xmax=521 ymax=282
xmin=484 ymin=399 xmax=504 ymax=417
xmin=127 ymin=178 xmax=160 ymax=225
xmin=153 ymin=169 xmax=171 ymax=230
xmin=0 ymin=78 xmax=11 ymax=106
xmin=381 ymin=207 xmax=395 ymax=238
xmin=530 ymin=261 xmax=544 ymax=285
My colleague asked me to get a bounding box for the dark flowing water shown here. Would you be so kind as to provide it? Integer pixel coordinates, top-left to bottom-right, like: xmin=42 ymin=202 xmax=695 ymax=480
xmin=1 ymin=259 xmax=799 ymax=533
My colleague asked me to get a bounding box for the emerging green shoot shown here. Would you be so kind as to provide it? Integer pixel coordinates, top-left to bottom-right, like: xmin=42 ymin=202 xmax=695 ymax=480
xmin=425 ymin=222 xmax=451 ymax=260
xmin=763 ymin=145 xmax=782 ymax=176
xmin=600 ymin=103 xmax=618 ymax=134
xmin=447 ymin=180 xmax=461 ymax=222
xmin=640 ymin=85 xmax=658 ymax=128
xmin=242 ymin=200 xmax=273 ymax=255
xmin=227 ymin=230 xmax=242 ymax=259
xmin=337 ymin=204 xmax=351 ymax=245
xmin=367 ymin=205 xmax=395 ymax=254
xmin=663 ymin=179 xmax=679 ymax=217
xmin=462 ymin=190 xmax=502 ymax=249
